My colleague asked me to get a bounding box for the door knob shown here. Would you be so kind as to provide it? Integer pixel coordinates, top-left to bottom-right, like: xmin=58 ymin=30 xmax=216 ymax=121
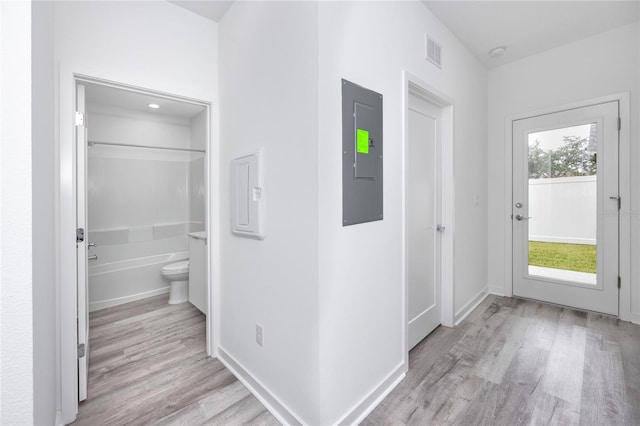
xmin=436 ymin=224 xmax=446 ymax=232
xmin=514 ymin=214 xmax=531 ymax=221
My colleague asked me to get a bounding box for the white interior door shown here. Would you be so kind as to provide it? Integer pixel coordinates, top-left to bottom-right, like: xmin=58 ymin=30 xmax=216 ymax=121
xmin=76 ymin=83 xmax=89 ymax=401
xmin=407 ymin=94 xmax=442 ymax=349
xmin=512 ymin=101 xmax=619 ymax=315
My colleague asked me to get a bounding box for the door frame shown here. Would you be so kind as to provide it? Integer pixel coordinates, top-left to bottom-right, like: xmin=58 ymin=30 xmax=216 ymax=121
xmin=58 ymin=64 xmax=219 ymax=424
xmin=503 ymin=93 xmax=630 ymax=320
xmin=76 ymin=82 xmax=89 ymax=402
xmin=402 ymin=71 xmax=455 ymax=364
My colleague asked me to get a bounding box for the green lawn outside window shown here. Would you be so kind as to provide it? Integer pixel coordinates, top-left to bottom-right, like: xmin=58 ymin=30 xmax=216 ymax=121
xmin=528 ymin=241 xmax=596 ymax=274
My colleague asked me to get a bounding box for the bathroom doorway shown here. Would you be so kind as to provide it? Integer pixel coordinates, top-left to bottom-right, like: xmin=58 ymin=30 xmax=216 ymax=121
xmin=74 ymin=78 xmax=212 ymax=405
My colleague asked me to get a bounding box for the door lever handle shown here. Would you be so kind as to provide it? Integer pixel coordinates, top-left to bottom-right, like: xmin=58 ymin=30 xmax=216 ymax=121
xmin=514 ymin=214 xmax=531 ymax=221
xmin=88 ymin=242 xmax=97 ymax=248
xmin=88 ymin=255 xmax=98 ymax=261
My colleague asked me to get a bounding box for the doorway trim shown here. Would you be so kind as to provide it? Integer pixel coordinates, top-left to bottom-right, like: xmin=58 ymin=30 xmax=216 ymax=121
xmin=402 ymin=71 xmax=455 ymax=365
xmin=58 ymin=64 xmax=219 ymax=424
xmin=503 ymin=93 xmax=630 ymax=321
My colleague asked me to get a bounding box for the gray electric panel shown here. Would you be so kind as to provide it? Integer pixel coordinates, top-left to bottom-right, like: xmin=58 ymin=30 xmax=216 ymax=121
xmin=342 ymin=79 xmax=383 ymax=226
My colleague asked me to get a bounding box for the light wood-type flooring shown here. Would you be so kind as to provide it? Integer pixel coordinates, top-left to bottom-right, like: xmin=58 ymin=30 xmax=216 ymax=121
xmin=75 ymin=294 xmax=640 ymax=425
xmin=365 ymin=295 xmax=640 ymax=425
xmin=73 ymin=294 xmax=278 ymax=425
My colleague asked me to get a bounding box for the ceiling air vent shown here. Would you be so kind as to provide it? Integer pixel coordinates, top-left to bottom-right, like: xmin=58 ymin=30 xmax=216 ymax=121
xmin=426 ymin=35 xmax=442 ymax=69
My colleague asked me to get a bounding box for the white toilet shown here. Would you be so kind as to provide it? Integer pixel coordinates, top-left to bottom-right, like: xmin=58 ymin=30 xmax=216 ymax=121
xmin=161 ymin=260 xmax=189 ymax=304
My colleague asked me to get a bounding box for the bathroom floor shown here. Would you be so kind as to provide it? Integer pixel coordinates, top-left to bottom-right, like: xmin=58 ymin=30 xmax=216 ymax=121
xmin=73 ymin=294 xmax=278 ymax=425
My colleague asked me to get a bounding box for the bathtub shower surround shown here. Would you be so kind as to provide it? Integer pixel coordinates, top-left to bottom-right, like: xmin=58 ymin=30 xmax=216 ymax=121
xmin=86 ymin=93 xmax=206 ymax=311
xmin=89 ymin=251 xmax=189 ymax=311
xmin=87 ymin=145 xmax=203 ymax=263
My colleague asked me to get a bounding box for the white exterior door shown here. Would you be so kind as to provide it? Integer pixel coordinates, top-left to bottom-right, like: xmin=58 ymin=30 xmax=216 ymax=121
xmin=407 ymin=94 xmax=442 ymax=349
xmin=512 ymin=101 xmax=619 ymax=315
xmin=76 ymin=83 xmax=89 ymax=401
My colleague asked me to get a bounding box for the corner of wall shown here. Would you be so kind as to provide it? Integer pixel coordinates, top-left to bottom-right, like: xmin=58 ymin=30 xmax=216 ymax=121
xmin=455 ymin=287 xmax=489 ymax=325
xmin=218 ymin=1 xmax=321 ymax=423
xmin=32 ymin=0 xmax=57 ymax=423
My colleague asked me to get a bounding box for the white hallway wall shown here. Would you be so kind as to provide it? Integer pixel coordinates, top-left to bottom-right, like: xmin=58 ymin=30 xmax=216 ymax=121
xmin=0 ymin=2 xmax=35 ymax=424
xmin=487 ymin=23 xmax=639 ymax=319
xmin=220 ymin=1 xmax=488 ymax=424
xmin=318 ymin=1 xmax=488 ymax=422
xmin=1 ymin=3 xmax=57 ymax=424
xmin=218 ymin=1 xmax=321 ymax=422
xmin=53 ymin=2 xmax=218 ymax=422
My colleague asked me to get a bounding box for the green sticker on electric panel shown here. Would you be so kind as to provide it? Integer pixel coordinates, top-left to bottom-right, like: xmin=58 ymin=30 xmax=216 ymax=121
xmin=357 ymin=129 xmax=369 ymax=154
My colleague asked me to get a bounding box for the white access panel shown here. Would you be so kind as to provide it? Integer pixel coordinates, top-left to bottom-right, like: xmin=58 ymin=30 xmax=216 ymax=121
xmin=231 ymin=150 xmax=265 ymax=239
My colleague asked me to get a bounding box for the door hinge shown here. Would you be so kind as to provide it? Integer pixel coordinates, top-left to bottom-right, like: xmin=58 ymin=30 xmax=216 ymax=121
xmin=618 ymin=276 xmax=621 ymax=289
xmin=75 ymin=111 xmax=85 ymax=127
xmin=610 ymin=196 xmax=621 ymax=210
xmin=618 ymin=117 xmax=621 ymax=131
xmin=77 ymin=343 xmax=86 ymax=358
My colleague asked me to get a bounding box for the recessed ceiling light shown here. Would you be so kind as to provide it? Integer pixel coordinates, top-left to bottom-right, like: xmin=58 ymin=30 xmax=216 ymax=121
xmin=489 ymin=46 xmax=507 ymax=58
xmin=147 ymin=103 xmax=160 ymax=109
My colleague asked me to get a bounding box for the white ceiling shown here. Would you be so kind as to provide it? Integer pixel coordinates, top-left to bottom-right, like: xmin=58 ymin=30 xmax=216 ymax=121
xmin=168 ymin=0 xmax=234 ymax=22
xmin=165 ymin=1 xmax=639 ymax=69
xmin=424 ymin=1 xmax=640 ymax=69
xmin=85 ymin=83 xmax=205 ymax=119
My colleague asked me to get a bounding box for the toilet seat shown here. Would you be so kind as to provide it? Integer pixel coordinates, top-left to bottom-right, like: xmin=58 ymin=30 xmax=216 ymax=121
xmin=161 ymin=260 xmax=189 ymax=275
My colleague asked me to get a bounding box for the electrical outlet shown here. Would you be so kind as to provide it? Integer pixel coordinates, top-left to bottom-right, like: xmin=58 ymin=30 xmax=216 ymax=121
xmin=256 ymin=324 xmax=263 ymax=347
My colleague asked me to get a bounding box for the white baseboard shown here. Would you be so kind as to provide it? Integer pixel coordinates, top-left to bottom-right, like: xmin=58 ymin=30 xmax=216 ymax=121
xmin=454 ymin=287 xmax=489 ymax=325
xmin=628 ymin=312 xmax=640 ymax=325
xmin=89 ymin=287 xmax=169 ymax=312
xmin=337 ymin=362 xmax=406 ymax=425
xmin=217 ymin=347 xmax=304 ymax=425
xmin=218 ymin=347 xmax=406 ymax=426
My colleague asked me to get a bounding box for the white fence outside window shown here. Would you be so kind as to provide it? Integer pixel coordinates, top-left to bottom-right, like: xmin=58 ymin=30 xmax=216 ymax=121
xmin=528 ymin=175 xmax=596 ymax=245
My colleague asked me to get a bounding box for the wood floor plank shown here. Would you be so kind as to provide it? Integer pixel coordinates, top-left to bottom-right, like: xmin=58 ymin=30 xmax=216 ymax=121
xmin=377 ymin=301 xmax=518 ymax=425
xmin=245 ymin=410 xmax=284 ymax=426
xmin=155 ymin=380 xmax=251 ymax=425
xmin=76 ymin=294 xmax=640 ymax=425
xmin=453 ymin=337 xmax=554 ymax=426
xmin=527 ymin=388 xmax=580 ymax=426
xmin=619 ymin=328 xmax=640 ymax=426
xmin=363 ymin=322 xmax=472 ymax=426
xmin=203 ymin=394 xmax=274 ymax=426
xmin=473 ymin=315 xmax=528 ymax=384
xmin=366 ymin=295 xmax=640 ymax=426
xmin=518 ymin=301 xmax=560 ymax=351
xmin=74 ymin=295 xmax=276 ymax=426
xmin=541 ymin=323 xmax=586 ymax=405
xmin=580 ymin=330 xmax=627 ymax=425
